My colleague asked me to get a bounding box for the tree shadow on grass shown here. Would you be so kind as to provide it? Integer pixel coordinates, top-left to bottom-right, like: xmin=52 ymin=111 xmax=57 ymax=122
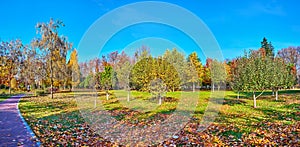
xmin=210 ymin=97 xmax=247 ymax=106
xmin=283 ymin=103 xmax=300 ymax=110
xmin=256 ymin=104 xmax=300 ymax=122
xmin=163 ymin=97 xmax=179 ymax=102
xmin=223 ymin=98 xmax=247 ymax=106
xmin=229 ymin=90 xmax=300 ymax=100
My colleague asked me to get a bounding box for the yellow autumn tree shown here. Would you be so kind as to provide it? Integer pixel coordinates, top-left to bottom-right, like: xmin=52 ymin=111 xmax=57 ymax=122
xmin=11 ymin=77 xmax=17 ymax=90
xmin=187 ymin=52 xmax=203 ymax=92
xmin=67 ymin=49 xmax=80 ymax=90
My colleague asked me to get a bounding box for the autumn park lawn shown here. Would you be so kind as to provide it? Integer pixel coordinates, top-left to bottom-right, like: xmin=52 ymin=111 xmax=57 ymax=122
xmin=0 ymin=89 xmax=24 ymax=102
xmin=19 ymin=90 xmax=300 ymax=146
xmin=0 ymin=95 xmax=10 ymax=102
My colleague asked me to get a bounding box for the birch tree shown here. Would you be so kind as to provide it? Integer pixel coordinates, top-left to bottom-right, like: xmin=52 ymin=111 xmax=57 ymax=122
xmin=33 ymin=18 xmax=72 ymax=98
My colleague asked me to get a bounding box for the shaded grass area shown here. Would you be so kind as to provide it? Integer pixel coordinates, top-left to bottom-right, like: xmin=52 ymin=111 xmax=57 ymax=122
xmin=0 ymin=89 xmax=26 ymax=102
xmin=19 ymin=90 xmax=300 ymax=146
xmin=0 ymin=95 xmax=10 ymax=102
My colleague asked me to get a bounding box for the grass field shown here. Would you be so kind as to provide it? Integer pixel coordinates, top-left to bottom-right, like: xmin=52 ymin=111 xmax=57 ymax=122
xmin=0 ymin=89 xmax=24 ymax=102
xmin=0 ymin=95 xmax=10 ymax=102
xmin=19 ymin=89 xmax=300 ymax=146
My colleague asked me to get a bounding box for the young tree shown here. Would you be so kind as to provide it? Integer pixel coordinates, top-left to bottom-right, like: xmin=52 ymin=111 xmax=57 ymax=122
xmin=10 ymin=77 xmax=17 ymax=90
xmin=224 ymin=60 xmax=233 ymax=87
xmin=33 ymin=18 xmax=72 ymax=98
xmin=269 ymin=58 xmax=295 ymax=100
xmin=101 ymin=66 xmax=113 ymax=100
xmin=186 ymin=61 xmax=198 ymax=92
xmin=231 ymin=58 xmax=246 ymax=99
xmin=0 ymin=41 xmax=9 ymax=87
xmin=210 ymin=59 xmax=226 ymax=91
xmin=163 ymin=48 xmax=186 ymax=91
xmin=277 ymin=46 xmax=300 ymax=85
xmin=187 ymin=52 xmax=203 ymax=92
xmin=130 ymin=48 xmax=152 ymax=91
xmin=130 ymin=56 xmax=153 ymax=91
xmin=67 ymin=49 xmax=80 ymax=90
xmin=202 ymin=58 xmax=212 ymax=88
xmin=115 ymin=51 xmax=132 ymax=101
xmin=149 ymin=78 xmax=166 ymax=105
xmin=0 ymin=40 xmax=23 ymax=94
xmin=162 ymin=49 xmax=182 ymax=92
xmin=108 ymin=51 xmax=119 ymax=66
xmin=79 ymin=74 xmax=94 ymax=89
xmin=235 ymin=50 xmax=271 ymax=108
xmin=18 ymin=44 xmax=40 ymax=91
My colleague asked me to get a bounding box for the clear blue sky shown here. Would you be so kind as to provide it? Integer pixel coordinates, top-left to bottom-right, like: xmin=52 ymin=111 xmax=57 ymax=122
xmin=1 ymin=0 xmax=300 ymax=62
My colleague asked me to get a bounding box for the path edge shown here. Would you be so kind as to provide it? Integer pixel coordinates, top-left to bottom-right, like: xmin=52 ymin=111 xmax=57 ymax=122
xmin=16 ymin=94 xmax=41 ymax=146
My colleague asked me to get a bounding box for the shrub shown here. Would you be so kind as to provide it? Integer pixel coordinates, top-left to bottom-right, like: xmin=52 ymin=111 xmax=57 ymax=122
xmin=35 ymin=90 xmax=47 ymax=96
xmin=0 ymin=84 xmax=6 ymax=89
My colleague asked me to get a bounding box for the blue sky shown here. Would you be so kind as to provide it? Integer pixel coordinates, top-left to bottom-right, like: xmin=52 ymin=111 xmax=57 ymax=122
xmin=1 ymin=0 xmax=300 ymax=62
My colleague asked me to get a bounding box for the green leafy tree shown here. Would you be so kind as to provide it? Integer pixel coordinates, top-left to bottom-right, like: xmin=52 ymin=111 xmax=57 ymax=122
xmin=101 ymin=66 xmax=113 ymax=100
xmin=130 ymin=56 xmax=153 ymax=91
xmin=269 ymin=58 xmax=296 ymax=100
xmin=231 ymin=58 xmax=246 ymax=99
xmin=235 ymin=50 xmax=271 ymax=108
xmin=149 ymin=78 xmax=166 ymax=105
xmin=210 ymin=59 xmax=226 ymax=91
xmin=115 ymin=51 xmax=132 ymax=101
xmin=163 ymin=48 xmax=186 ymax=91
xmin=79 ymin=74 xmax=94 ymax=89
xmin=116 ymin=60 xmax=132 ymax=101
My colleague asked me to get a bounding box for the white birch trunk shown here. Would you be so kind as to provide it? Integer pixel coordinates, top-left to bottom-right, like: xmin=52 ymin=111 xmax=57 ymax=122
xmin=127 ymin=90 xmax=130 ymax=102
xmin=106 ymin=91 xmax=109 ymax=100
xmin=192 ymin=82 xmax=195 ymax=93
xmin=253 ymin=92 xmax=257 ymax=108
xmin=158 ymin=94 xmax=162 ymax=105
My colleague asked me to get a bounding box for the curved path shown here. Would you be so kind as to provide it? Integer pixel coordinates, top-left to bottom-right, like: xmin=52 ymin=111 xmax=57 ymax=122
xmin=0 ymin=95 xmax=39 ymax=147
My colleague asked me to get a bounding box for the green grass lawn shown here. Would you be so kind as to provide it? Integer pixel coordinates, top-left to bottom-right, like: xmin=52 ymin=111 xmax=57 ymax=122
xmin=19 ymin=89 xmax=300 ymax=146
xmin=0 ymin=95 xmax=10 ymax=102
xmin=0 ymin=89 xmax=26 ymax=102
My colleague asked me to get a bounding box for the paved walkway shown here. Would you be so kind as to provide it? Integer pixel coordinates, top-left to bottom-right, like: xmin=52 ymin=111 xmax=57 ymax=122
xmin=0 ymin=95 xmax=39 ymax=147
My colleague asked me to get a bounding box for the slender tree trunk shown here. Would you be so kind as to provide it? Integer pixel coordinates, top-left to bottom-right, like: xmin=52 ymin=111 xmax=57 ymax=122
xmin=272 ymin=89 xmax=274 ymax=96
xmin=8 ymin=76 xmax=11 ymax=95
xmin=127 ymin=90 xmax=130 ymax=102
xmin=218 ymin=85 xmax=220 ymax=91
xmin=275 ymin=90 xmax=278 ymax=101
xmin=253 ymin=92 xmax=257 ymax=108
xmin=237 ymin=91 xmax=240 ymax=99
xmin=158 ymin=93 xmax=162 ymax=105
xmin=106 ymin=90 xmax=109 ymax=100
xmin=50 ymin=56 xmax=54 ymax=99
xmin=192 ymin=82 xmax=195 ymax=93
xmin=212 ymin=84 xmax=215 ymax=92
xmin=94 ymin=96 xmax=97 ymax=108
